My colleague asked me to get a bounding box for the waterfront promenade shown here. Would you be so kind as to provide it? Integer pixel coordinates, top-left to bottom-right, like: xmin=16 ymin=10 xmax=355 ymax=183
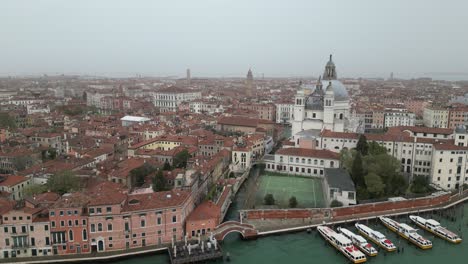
xmin=243 ymin=190 xmax=468 ymax=234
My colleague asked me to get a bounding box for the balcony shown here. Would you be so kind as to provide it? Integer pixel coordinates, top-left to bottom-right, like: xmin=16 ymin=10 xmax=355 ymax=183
xmin=12 ymin=243 xmax=29 ymax=249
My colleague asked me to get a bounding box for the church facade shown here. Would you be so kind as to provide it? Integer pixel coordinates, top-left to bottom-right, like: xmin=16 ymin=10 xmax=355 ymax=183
xmin=291 ymin=55 xmax=353 ymax=138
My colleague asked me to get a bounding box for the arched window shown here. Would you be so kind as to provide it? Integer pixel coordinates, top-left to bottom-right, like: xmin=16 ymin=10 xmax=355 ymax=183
xmin=330 ymin=161 xmax=335 ymax=168
xmin=339 ymin=113 xmax=343 ymax=120
xmin=98 ymin=223 xmax=103 ymax=232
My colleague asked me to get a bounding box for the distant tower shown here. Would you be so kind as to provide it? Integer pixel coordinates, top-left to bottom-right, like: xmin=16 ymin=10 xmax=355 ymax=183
xmin=390 ymin=72 xmax=394 ymax=80
xmin=323 ymin=54 xmax=337 ymax=80
xmin=186 ymin=68 xmax=191 ymax=85
xmin=246 ymin=68 xmax=253 ymax=97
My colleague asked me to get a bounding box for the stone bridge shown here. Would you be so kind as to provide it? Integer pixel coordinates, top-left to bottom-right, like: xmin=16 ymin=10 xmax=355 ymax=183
xmin=212 ymin=221 xmax=258 ymax=241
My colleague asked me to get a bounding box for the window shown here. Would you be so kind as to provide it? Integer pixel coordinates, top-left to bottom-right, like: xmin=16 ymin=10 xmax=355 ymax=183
xmin=157 ymin=217 xmax=162 ymax=225
xmin=125 ymin=222 xmax=130 ymax=232
xmin=3 ymin=227 xmax=7 ymax=233
xmin=172 ymin=216 xmax=177 ymax=223
xmin=83 ymin=230 xmax=87 ymax=241
xmin=30 ymin=226 xmax=34 ymax=232
xmin=50 ymin=211 xmax=55 ymax=217
xmin=69 ymin=230 xmax=74 ymax=241
xmin=82 ymin=220 xmax=86 ymax=226
xmin=141 ymin=220 xmax=146 ymax=227
xmin=98 ymin=223 xmax=103 ymax=232
xmin=106 ymin=207 xmax=112 ymax=213
xmin=59 ymin=211 xmax=64 ymax=216
xmin=89 ymin=208 xmax=95 ymax=214
xmin=60 ymin=221 xmax=65 ymax=227
xmin=97 ymin=208 xmax=102 ymax=214
xmin=91 ymin=224 xmax=96 ymax=233
xmin=51 ymin=221 xmax=56 ymax=228
xmin=107 ymin=223 xmax=113 ymax=231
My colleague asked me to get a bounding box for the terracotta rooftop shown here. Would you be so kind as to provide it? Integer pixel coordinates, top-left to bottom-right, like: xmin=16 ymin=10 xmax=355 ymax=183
xmin=276 ymin=148 xmax=339 ymax=160
xmin=0 ymin=175 xmax=28 ymax=187
xmin=123 ymin=190 xmax=190 ymax=212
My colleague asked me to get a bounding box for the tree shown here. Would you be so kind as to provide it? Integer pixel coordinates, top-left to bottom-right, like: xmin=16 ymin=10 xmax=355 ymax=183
xmin=163 ymin=161 xmax=172 ymax=171
xmin=356 ymin=135 xmax=369 ymax=155
xmin=330 ymin=200 xmax=343 ymax=207
xmin=173 ymin=149 xmax=190 ymax=169
xmin=365 ymin=172 xmax=386 ymax=198
xmin=46 ymin=170 xmax=80 ymax=195
xmin=368 ymin=141 xmax=387 ymax=155
xmin=264 ymin=194 xmax=275 ymax=205
xmin=12 ymin=156 xmax=32 ymax=172
xmin=228 ymin=172 xmax=235 ymax=178
xmin=410 ymin=175 xmax=430 ymax=194
xmin=351 ymin=152 xmax=365 ymax=188
xmin=23 ymin=184 xmax=47 ymax=196
xmin=0 ymin=112 xmax=16 ymax=129
xmin=289 ymin=196 xmax=298 ymax=208
xmin=130 ymin=163 xmax=157 ymax=187
xmin=152 ymin=170 xmax=169 ymax=192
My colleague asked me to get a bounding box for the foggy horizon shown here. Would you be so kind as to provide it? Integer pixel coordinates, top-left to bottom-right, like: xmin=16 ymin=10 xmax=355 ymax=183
xmin=1 ymin=0 xmax=468 ymax=79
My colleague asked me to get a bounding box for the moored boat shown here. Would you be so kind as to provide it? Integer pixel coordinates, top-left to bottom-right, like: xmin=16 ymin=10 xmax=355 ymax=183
xmin=317 ymin=226 xmax=367 ymax=263
xmin=355 ymin=223 xmax=396 ymax=252
xmin=379 ymin=216 xmax=432 ymax=250
xmin=338 ymin=227 xmax=378 ymax=257
xmin=409 ymin=215 xmax=462 ymax=244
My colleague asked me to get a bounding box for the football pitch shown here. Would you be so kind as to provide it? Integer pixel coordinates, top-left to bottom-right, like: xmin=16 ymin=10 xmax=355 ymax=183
xmin=255 ymin=173 xmax=325 ymax=208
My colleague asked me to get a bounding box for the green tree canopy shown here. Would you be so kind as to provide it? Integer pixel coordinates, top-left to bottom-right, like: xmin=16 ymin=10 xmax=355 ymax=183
xmin=330 ymin=200 xmax=343 ymax=207
xmin=356 ymin=135 xmax=369 ymax=155
xmin=23 ymin=184 xmax=48 ymax=197
xmin=46 ymin=170 xmax=80 ymax=195
xmin=152 ymin=170 xmax=169 ymax=192
xmin=289 ymin=196 xmax=298 ymax=208
xmin=368 ymin=141 xmax=387 ymax=155
xmin=130 ymin=163 xmax=157 ymax=187
xmin=351 ymin=152 xmax=366 ymax=188
xmin=0 ymin=112 xmax=16 ymax=129
xmin=365 ymin=172 xmax=386 ymax=198
xmin=264 ymin=193 xmax=275 ymax=205
xmin=173 ymin=149 xmax=190 ymax=169
xmin=410 ymin=175 xmax=430 ymax=194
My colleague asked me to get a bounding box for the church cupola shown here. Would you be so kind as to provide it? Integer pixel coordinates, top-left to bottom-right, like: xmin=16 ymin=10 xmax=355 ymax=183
xmin=316 ymin=75 xmax=323 ymax=91
xmin=323 ymin=54 xmax=337 ymax=80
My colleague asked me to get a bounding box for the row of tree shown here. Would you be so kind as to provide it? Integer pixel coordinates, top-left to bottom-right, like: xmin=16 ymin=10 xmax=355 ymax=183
xmin=342 ymin=135 xmax=408 ymax=200
xmin=264 ymin=193 xmax=298 ymax=208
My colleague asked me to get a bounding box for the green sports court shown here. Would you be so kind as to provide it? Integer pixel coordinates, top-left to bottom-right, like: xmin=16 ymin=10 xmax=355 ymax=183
xmin=255 ymin=172 xmax=325 ymax=208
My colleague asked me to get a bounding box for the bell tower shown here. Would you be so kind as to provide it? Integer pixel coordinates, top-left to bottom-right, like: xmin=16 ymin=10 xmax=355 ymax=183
xmin=323 ymin=54 xmax=337 ymax=80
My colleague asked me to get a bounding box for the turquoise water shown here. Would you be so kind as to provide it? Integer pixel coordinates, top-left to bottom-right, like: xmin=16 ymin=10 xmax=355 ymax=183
xmin=115 ymin=205 xmax=468 ymax=264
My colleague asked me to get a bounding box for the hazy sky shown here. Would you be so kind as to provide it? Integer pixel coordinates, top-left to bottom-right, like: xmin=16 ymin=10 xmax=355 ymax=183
xmin=1 ymin=0 xmax=467 ymax=78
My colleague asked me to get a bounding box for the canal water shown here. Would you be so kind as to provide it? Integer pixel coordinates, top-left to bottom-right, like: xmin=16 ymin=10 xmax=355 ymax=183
xmin=115 ymin=203 xmax=468 ymax=264
xmin=114 ymin=140 xmax=468 ymax=264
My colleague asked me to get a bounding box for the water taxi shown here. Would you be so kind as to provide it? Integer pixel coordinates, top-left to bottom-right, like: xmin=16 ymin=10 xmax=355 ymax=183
xmin=338 ymin=227 xmax=378 ymax=257
xmin=355 ymin=223 xmax=396 ymax=252
xmin=409 ymin=215 xmax=462 ymax=244
xmin=379 ymin=216 xmax=432 ymax=250
xmin=317 ymin=226 xmax=367 ymax=263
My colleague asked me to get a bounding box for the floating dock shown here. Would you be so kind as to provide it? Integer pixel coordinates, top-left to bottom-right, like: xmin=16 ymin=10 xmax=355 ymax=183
xmin=169 ymin=235 xmax=224 ymax=264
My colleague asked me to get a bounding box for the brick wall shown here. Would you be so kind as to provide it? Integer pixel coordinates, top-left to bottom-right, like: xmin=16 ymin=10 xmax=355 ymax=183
xmin=244 ymin=193 xmax=453 ymax=221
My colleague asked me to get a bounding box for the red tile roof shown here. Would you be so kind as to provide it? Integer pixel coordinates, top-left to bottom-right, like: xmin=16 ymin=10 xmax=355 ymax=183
xmin=0 ymin=175 xmax=28 ymax=187
xmin=276 ymin=148 xmax=339 ymax=160
xmin=123 ymin=190 xmax=190 ymax=212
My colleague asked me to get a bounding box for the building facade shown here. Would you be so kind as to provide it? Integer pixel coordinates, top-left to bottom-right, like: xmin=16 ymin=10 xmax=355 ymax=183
xmin=291 ymin=55 xmax=353 ymax=138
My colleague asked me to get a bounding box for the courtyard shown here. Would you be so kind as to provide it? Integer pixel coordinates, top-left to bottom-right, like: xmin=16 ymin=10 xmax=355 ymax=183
xmin=254 ymin=172 xmax=325 ymax=208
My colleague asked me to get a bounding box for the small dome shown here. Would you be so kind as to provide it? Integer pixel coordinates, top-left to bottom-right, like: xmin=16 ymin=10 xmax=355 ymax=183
xmin=455 ymin=125 xmax=467 ymax=134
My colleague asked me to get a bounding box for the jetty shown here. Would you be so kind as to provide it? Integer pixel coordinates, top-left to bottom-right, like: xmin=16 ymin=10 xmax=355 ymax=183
xmin=168 ymin=234 xmax=224 ymax=264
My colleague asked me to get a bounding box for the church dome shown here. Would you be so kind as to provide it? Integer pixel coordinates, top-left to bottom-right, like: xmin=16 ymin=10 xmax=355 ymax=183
xmin=313 ymin=80 xmax=348 ymax=101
